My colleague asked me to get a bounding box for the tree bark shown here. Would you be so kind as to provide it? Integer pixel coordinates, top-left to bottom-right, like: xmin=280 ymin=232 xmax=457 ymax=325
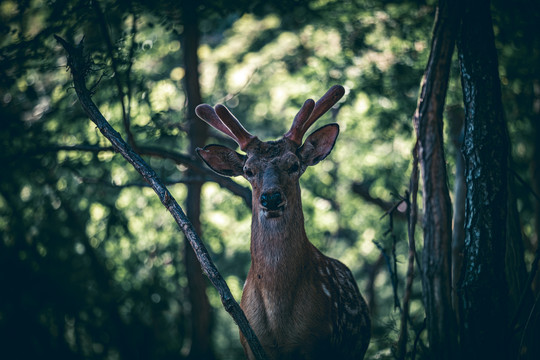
xmin=457 ymin=0 xmax=510 ymax=358
xmin=412 ymin=0 xmax=459 ymax=357
xmin=181 ymin=2 xmax=214 ymax=359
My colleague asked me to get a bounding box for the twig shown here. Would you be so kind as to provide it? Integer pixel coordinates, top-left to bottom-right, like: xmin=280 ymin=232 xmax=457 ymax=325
xmin=373 ymin=240 xmax=402 ymax=312
xmin=92 ymin=0 xmax=136 ymax=147
xmin=54 ymin=35 xmax=268 ymax=360
xmin=76 ymin=175 xmax=214 ymax=188
xmin=411 ymin=317 xmax=427 ymax=360
xmin=352 ymin=181 xmax=407 ymax=220
xmin=511 ymin=245 xmax=540 ymax=329
xmin=125 ymin=10 xmax=137 ymax=126
xmin=519 ymin=292 xmax=540 ymax=355
xmin=396 ymin=142 xmax=420 ymax=359
xmin=509 ymin=168 xmax=540 ymax=203
xmin=49 ymin=144 xmax=253 ymax=208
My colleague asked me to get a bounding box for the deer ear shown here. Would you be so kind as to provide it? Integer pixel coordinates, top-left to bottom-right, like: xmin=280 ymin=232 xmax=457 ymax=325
xmin=298 ymin=123 xmax=339 ymax=166
xmin=197 ymin=145 xmax=246 ymax=177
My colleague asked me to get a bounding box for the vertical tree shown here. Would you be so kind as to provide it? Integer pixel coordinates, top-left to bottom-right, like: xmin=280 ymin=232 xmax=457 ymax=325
xmin=457 ymin=0 xmax=510 ymax=358
xmin=412 ymin=0 xmax=459 ymax=357
xmin=181 ymin=1 xmax=213 ymax=358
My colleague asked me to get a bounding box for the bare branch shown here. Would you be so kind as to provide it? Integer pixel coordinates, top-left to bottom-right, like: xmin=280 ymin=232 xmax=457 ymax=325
xmin=55 ymin=35 xmax=267 ymax=360
xmin=92 ymin=0 xmax=135 ymax=147
xmin=396 ymin=142 xmax=420 ymax=359
xmin=351 ymin=182 xmax=407 ymax=220
xmin=76 ymin=175 xmax=213 ymax=189
xmin=50 ymin=144 xmax=252 ymax=208
xmin=373 ymin=240 xmax=401 ymax=312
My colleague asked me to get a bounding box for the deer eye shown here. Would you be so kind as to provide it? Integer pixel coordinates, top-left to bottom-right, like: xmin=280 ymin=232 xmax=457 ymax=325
xmin=288 ymin=162 xmax=300 ymax=174
xmin=244 ymin=167 xmax=254 ymax=178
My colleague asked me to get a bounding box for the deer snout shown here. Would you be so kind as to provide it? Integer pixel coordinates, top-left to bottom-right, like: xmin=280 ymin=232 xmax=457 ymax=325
xmin=260 ymin=191 xmax=283 ymax=211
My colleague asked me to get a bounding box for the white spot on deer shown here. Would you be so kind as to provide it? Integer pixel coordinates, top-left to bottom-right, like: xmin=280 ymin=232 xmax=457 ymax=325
xmin=322 ymin=283 xmax=331 ymax=298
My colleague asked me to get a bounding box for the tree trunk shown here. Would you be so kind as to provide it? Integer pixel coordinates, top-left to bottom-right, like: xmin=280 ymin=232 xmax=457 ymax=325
xmin=182 ymin=2 xmax=214 ymax=359
xmin=412 ymin=0 xmax=459 ymax=357
xmin=457 ymin=0 xmax=510 ymax=358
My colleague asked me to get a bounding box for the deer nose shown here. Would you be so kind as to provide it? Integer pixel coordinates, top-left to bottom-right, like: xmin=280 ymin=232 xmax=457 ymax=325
xmin=260 ymin=191 xmax=283 ymax=210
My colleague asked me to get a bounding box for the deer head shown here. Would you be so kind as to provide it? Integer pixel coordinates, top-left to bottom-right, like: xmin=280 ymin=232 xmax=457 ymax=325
xmin=195 ymin=85 xmax=344 ymax=221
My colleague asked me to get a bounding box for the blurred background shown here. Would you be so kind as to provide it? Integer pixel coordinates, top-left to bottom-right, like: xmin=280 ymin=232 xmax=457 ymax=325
xmin=1 ymin=0 xmax=538 ymax=358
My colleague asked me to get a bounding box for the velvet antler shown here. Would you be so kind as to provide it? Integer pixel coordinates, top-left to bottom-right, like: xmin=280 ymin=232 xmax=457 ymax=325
xmin=195 ymin=104 xmax=257 ymax=151
xmin=284 ymin=85 xmax=345 ymax=145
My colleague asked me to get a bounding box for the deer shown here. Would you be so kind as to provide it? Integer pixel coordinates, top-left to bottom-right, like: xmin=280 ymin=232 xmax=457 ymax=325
xmin=195 ymin=85 xmax=371 ymax=360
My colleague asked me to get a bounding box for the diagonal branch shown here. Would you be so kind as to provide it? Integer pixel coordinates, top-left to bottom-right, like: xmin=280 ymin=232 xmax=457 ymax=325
xmin=54 ymin=35 xmax=268 ymax=360
xmin=351 ymin=181 xmax=407 ymax=220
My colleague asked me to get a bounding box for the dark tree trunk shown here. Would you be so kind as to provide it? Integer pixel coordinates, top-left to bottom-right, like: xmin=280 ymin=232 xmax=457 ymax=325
xmin=412 ymin=0 xmax=459 ymax=357
xmin=457 ymin=0 xmax=510 ymax=358
xmin=182 ymin=2 xmax=214 ymax=359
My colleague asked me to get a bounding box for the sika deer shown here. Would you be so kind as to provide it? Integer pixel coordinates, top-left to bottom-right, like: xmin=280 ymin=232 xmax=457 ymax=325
xmin=195 ymin=85 xmax=370 ymax=360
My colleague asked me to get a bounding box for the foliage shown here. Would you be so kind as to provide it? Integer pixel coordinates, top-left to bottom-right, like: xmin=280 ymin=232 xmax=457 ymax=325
xmin=1 ymin=0 xmax=539 ymax=359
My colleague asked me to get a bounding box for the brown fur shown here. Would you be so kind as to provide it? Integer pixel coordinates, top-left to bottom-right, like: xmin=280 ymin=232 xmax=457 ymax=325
xmin=237 ymin=139 xmax=370 ymax=359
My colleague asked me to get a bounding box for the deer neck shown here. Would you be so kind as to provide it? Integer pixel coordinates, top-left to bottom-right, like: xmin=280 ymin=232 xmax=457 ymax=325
xmin=249 ymin=186 xmax=313 ymax=276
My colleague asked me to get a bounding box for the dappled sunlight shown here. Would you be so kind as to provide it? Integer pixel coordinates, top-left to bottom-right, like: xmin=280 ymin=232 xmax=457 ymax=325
xmin=2 ymin=0 xmax=536 ymax=357
xmin=149 ymin=80 xmax=184 ymax=112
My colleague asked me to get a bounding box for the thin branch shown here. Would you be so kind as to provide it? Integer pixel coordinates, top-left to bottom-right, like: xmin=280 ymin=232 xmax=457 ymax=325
xmin=396 ymin=142 xmax=420 ymax=359
xmin=510 ymin=168 xmax=540 ymax=203
xmin=92 ymin=0 xmax=135 ymax=147
xmin=411 ymin=317 xmax=427 ymax=360
xmin=373 ymin=240 xmax=401 ymax=312
xmin=390 ymin=214 xmax=400 ymax=310
xmin=49 ymin=144 xmax=252 ymax=208
xmin=519 ymin=292 xmax=540 ymax=354
xmin=352 ymin=182 xmax=407 ymax=220
xmin=55 ymin=35 xmax=268 ymax=360
xmin=511 ymin=245 xmax=540 ymax=329
xmin=76 ymin=175 xmax=214 ymax=189
xmin=125 ymin=11 xmax=137 ymax=125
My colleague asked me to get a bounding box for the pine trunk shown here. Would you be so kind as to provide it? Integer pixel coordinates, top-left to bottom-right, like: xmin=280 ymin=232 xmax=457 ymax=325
xmin=457 ymin=0 xmax=510 ymax=358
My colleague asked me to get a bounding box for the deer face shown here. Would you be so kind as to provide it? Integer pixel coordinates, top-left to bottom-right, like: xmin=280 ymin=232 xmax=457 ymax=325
xmin=195 ymin=85 xmax=344 ymax=219
xmin=197 ymin=124 xmax=339 ymax=219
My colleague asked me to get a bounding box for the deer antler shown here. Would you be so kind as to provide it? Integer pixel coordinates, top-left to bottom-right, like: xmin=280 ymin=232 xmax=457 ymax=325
xmin=195 ymin=104 xmax=257 ymax=151
xmin=284 ymin=85 xmax=345 ymax=145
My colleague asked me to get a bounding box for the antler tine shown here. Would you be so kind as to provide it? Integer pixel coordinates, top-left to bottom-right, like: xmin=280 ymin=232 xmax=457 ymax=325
xmin=285 ymin=85 xmax=345 ymax=145
xmin=215 ymin=104 xmax=256 ymax=151
xmin=283 ymin=99 xmax=315 ymax=144
xmin=195 ymin=104 xmax=239 ymax=141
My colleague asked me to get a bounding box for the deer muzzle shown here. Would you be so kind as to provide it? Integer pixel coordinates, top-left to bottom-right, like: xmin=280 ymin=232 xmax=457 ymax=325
xmin=260 ymin=191 xmax=283 ymax=211
xmin=259 ymin=168 xmax=286 ymax=217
